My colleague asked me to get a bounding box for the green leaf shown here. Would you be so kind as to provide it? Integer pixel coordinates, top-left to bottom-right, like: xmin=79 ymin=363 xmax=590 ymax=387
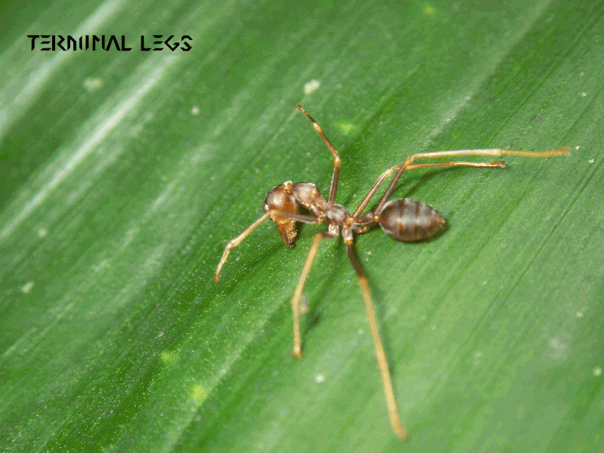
xmin=1 ymin=0 xmax=603 ymax=452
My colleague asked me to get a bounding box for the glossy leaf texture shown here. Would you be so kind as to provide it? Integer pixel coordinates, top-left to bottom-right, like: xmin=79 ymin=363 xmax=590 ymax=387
xmin=1 ymin=0 xmax=603 ymax=452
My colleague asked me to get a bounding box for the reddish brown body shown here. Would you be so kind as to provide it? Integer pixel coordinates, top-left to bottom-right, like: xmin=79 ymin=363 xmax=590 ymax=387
xmin=214 ymin=104 xmax=570 ymax=440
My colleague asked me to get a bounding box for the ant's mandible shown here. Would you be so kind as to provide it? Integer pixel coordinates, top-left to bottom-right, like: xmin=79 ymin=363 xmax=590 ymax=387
xmin=214 ymin=105 xmax=569 ymax=440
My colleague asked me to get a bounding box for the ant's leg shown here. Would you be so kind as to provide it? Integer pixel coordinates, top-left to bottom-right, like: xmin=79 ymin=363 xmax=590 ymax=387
xmin=369 ymin=147 xmax=569 ymax=216
xmin=295 ymin=105 xmax=341 ymax=205
xmin=291 ymin=231 xmax=336 ymax=359
xmin=346 ymin=241 xmax=408 ymax=440
xmin=214 ymin=210 xmax=321 ymax=282
xmin=352 ymin=161 xmax=505 ymax=218
xmin=404 ymin=147 xmax=570 ymax=162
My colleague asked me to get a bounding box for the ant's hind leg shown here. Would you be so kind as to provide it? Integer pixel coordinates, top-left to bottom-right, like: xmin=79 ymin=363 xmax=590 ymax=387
xmin=403 ymin=147 xmax=570 ymax=164
xmin=361 ymin=147 xmax=569 ymax=217
xmin=352 ymin=160 xmax=506 ymax=218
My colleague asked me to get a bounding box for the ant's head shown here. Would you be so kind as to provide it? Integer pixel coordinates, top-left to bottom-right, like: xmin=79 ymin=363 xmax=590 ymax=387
xmin=263 ymin=181 xmax=299 ymax=247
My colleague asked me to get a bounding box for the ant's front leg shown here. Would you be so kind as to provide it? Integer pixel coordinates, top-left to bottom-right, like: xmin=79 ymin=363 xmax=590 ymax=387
xmin=214 ymin=210 xmax=320 ymax=282
xmin=295 ymin=105 xmax=341 ymax=205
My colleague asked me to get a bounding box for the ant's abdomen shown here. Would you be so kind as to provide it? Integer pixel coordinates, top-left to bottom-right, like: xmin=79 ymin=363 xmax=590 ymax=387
xmin=377 ymin=198 xmax=445 ymax=242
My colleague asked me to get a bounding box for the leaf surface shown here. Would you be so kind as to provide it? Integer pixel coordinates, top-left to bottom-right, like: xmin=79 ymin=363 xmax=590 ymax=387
xmin=1 ymin=0 xmax=603 ymax=452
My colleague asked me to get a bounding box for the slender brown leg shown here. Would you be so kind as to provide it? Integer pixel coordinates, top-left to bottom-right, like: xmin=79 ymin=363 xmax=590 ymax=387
xmin=290 ymin=232 xmax=336 ymax=358
xmin=346 ymin=241 xmax=408 ymax=440
xmin=214 ymin=210 xmax=321 ymax=282
xmin=372 ymin=147 xmax=569 ymax=215
xmin=353 ymin=147 xmax=569 ymax=218
xmin=352 ymin=161 xmax=506 ymax=218
xmin=404 ymin=147 xmax=569 ymax=162
xmin=295 ymin=105 xmax=341 ymax=206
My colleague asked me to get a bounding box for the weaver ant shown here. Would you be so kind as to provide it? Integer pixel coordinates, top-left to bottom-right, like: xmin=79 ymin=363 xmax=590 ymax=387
xmin=214 ymin=105 xmax=569 ymax=439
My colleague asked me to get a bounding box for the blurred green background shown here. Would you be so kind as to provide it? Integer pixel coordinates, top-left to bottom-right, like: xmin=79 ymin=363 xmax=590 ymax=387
xmin=1 ymin=0 xmax=603 ymax=451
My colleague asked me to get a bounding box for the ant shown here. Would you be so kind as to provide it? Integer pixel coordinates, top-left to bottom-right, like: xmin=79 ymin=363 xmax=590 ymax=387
xmin=214 ymin=105 xmax=569 ymax=440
